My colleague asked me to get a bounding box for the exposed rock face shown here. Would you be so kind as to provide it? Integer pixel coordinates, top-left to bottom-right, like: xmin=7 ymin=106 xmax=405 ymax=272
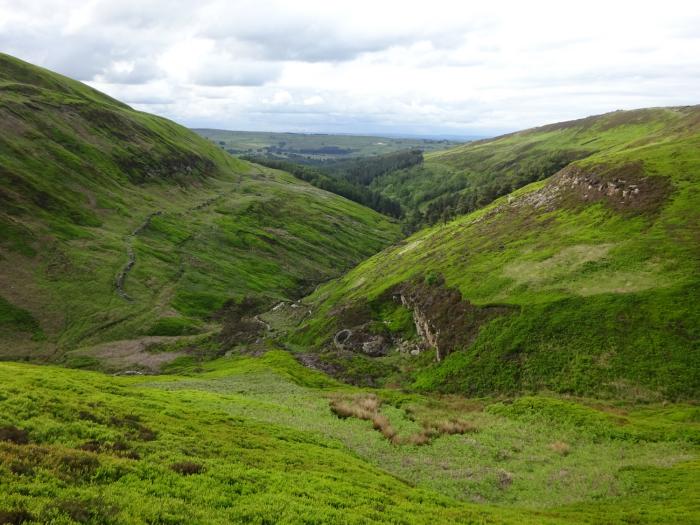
xmin=400 ymin=295 xmax=439 ymax=351
xmin=327 ymin=280 xmax=513 ymax=361
xmin=393 ymin=281 xmax=514 ymax=362
xmin=554 ymin=162 xmax=670 ymax=213
xmin=116 ymin=151 xmax=216 ymax=184
xmin=469 ymin=161 xmax=671 ymax=227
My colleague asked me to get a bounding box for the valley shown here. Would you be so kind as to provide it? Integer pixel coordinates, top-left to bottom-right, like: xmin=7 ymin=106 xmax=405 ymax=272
xmin=0 ymin=53 xmax=698 ymax=524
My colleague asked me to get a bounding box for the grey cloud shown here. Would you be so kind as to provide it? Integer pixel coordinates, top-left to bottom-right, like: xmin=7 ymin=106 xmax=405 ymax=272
xmin=1 ymin=0 xmax=698 ymax=136
xmin=191 ymin=60 xmax=282 ymax=86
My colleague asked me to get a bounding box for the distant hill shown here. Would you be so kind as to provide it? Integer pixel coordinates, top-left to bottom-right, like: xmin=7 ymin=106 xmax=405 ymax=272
xmin=193 ymin=128 xmax=461 ymax=163
xmin=0 ymin=53 xmax=400 ymax=362
xmin=291 ymin=105 xmax=700 ymax=400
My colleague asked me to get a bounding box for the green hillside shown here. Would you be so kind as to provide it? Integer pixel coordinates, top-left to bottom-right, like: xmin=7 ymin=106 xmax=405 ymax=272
xmin=0 ymin=53 xmax=400 ymax=362
xmin=371 ymin=107 xmax=700 ymax=228
xmin=291 ymin=106 xmax=700 ymax=400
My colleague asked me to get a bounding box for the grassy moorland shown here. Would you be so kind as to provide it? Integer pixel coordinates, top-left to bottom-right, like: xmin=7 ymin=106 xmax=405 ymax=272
xmin=291 ymin=106 xmax=700 ymax=401
xmin=0 ymin=53 xmax=400 ymax=361
xmin=1 ymin=352 xmax=698 ymax=524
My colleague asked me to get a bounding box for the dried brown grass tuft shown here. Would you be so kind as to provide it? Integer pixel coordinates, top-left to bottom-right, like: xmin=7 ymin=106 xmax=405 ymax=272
xmin=371 ymin=414 xmax=396 ymax=440
xmin=330 ymin=394 xmax=381 ymax=421
xmin=431 ymin=419 xmax=478 ymax=435
xmin=549 ymin=441 xmax=571 ymax=456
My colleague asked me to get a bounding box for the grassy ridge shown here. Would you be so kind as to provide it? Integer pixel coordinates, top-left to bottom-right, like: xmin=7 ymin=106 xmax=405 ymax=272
xmin=0 ymin=53 xmax=400 ymax=358
xmin=292 ymin=106 xmax=700 ymax=400
xmin=1 ymin=355 xmax=697 ymax=523
xmin=371 ymin=107 xmax=698 ymax=227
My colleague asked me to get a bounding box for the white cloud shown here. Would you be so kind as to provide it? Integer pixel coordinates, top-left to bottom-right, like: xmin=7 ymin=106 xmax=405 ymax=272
xmin=0 ymin=0 xmax=699 ymax=135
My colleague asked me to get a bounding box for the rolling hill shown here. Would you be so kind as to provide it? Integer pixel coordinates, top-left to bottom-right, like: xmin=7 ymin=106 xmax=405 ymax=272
xmin=0 ymin=53 xmax=400 ymax=363
xmin=370 ymin=107 xmax=700 ymax=228
xmin=290 ymin=106 xmax=700 ymax=401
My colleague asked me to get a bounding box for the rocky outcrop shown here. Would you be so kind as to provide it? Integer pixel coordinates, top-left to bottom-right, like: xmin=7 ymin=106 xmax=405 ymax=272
xmin=469 ymin=161 xmax=671 ymax=228
xmin=554 ymin=162 xmax=671 ymax=213
xmin=333 ymin=326 xmax=389 ymax=357
xmin=393 ymin=280 xmax=514 ymax=361
xmin=326 ymin=279 xmax=513 ymax=361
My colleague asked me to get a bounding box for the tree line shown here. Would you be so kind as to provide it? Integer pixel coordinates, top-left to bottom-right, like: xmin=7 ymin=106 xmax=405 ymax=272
xmin=241 ymin=155 xmax=405 ymax=218
xmin=403 ymin=151 xmax=580 ymax=232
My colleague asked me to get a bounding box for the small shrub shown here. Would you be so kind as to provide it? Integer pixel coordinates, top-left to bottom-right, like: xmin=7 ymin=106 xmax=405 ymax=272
xmin=78 ymin=440 xmax=103 ymax=452
xmin=77 ymin=410 xmax=102 ymax=423
xmin=56 ymin=500 xmax=91 ymax=524
xmin=59 ymin=452 xmax=100 ymax=479
xmin=136 ymin=425 xmax=157 ymax=441
xmin=9 ymin=461 xmax=34 ymax=476
xmin=0 ymin=425 xmax=29 ymax=445
xmin=111 ymin=440 xmax=140 ymax=459
xmin=110 ymin=415 xmax=157 ymax=441
xmin=403 ymin=432 xmax=432 ymax=446
xmin=171 ymin=461 xmax=205 ymax=475
xmin=424 ymin=270 xmax=444 ymax=286
xmin=329 ymin=395 xmax=380 ymax=421
xmin=358 ymin=395 xmax=380 ymax=412
xmin=55 ymin=498 xmax=119 ymax=524
xmin=0 ymin=509 xmax=34 ymax=525
xmin=329 ymin=400 xmax=355 ymax=419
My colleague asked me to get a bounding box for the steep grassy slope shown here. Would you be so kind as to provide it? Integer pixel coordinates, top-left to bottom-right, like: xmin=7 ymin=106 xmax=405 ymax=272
xmin=1 ymin=354 xmax=697 ymax=523
xmin=291 ymin=106 xmax=700 ymax=400
xmin=0 ymin=53 xmax=399 ymax=360
xmin=371 ymin=107 xmax=699 ymax=227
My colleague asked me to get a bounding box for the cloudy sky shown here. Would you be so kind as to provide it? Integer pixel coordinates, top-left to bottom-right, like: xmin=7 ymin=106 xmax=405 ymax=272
xmin=1 ymin=0 xmax=699 ymax=137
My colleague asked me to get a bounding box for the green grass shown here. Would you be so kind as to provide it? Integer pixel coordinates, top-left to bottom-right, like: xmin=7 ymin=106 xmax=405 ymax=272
xmin=0 ymin=354 xmax=697 ymax=523
xmin=0 ymin=296 xmax=43 ymax=339
xmin=292 ymin=106 xmax=700 ymax=400
xmin=0 ymin=53 xmax=400 ymax=359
